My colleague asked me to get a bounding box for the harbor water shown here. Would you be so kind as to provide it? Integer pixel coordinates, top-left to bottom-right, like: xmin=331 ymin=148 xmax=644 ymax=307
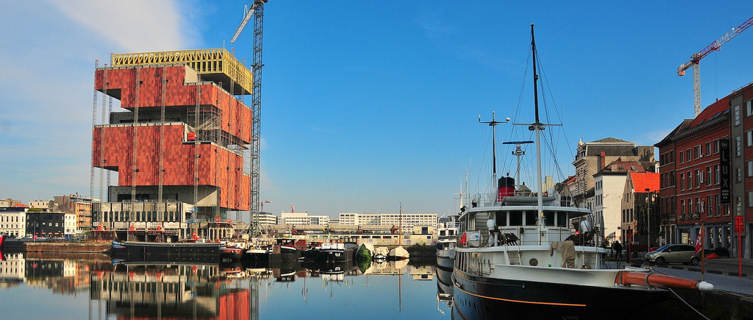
xmin=0 ymin=255 xmax=450 ymax=320
xmin=0 ymin=254 xmax=751 ymax=319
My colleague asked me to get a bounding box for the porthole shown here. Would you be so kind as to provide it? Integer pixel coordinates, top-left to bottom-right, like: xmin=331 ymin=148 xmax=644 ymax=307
xmin=529 ymin=258 xmax=538 ymax=266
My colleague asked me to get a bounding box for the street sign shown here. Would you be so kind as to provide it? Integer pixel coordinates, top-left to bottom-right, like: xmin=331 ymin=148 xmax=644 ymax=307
xmin=720 ymin=138 xmax=731 ymax=203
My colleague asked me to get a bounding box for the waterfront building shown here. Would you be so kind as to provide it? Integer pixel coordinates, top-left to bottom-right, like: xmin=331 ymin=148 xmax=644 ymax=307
xmin=0 ymin=207 xmax=27 ymax=238
xmin=572 ymin=138 xmax=655 ymax=209
xmin=252 ymin=212 xmax=277 ymax=225
xmin=337 ymin=212 xmax=438 ymax=230
xmin=90 ymin=49 xmax=254 ymax=241
xmin=279 ymin=212 xmax=330 ymax=226
xmin=656 ymin=82 xmax=753 ymax=258
xmin=592 ymin=159 xmax=653 ymax=243
xmin=94 ymin=201 xmax=193 ymax=241
xmin=52 ymin=194 xmax=94 ymax=232
xmin=25 ymin=212 xmax=76 ymax=239
xmin=620 ymin=171 xmax=659 ymax=249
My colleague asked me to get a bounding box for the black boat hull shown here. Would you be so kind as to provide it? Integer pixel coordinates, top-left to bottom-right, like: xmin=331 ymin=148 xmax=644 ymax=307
xmin=452 ymin=269 xmax=669 ymax=320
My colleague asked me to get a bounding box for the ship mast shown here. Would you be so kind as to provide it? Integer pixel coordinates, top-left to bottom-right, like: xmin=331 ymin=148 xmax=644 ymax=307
xmin=530 ymin=24 xmax=544 ymax=226
xmin=479 ymin=112 xmax=509 ymax=201
xmin=526 ymin=25 xmax=562 ymax=228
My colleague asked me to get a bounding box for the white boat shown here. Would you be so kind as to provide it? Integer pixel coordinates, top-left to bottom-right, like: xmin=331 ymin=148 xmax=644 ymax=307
xmin=452 ymin=25 xmax=713 ymax=318
xmin=373 ymin=246 xmax=389 ymax=260
xmin=388 ymin=246 xmax=409 ymax=260
xmin=436 ymin=216 xmax=457 ymax=270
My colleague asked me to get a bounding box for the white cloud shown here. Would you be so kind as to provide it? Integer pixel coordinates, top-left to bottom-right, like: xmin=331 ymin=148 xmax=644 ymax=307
xmin=48 ymin=0 xmax=192 ymax=52
xmin=0 ymin=1 xmax=199 ymax=202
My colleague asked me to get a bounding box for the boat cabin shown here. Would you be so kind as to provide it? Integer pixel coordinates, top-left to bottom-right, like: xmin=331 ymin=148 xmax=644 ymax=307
xmin=457 ymin=195 xmax=590 ymax=248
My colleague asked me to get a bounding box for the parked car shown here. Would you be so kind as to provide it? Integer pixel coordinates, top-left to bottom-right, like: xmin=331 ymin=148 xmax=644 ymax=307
xmin=645 ymin=244 xmax=698 ymax=265
xmin=702 ymin=247 xmax=730 ymax=260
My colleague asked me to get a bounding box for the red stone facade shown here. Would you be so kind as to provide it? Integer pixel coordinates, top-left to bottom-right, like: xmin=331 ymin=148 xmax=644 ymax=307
xmin=94 ymin=66 xmax=251 ymax=143
xmin=92 ymin=65 xmax=251 ymax=211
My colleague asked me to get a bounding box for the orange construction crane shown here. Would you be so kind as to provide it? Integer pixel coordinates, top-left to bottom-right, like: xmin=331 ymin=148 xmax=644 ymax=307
xmin=678 ymin=16 xmax=753 ymax=117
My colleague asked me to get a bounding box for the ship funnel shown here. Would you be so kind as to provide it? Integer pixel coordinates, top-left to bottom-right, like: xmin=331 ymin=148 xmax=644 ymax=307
xmin=497 ymin=176 xmax=515 ymax=202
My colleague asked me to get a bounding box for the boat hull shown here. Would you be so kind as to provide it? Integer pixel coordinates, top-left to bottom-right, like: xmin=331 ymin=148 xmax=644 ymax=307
xmin=115 ymin=241 xmax=220 ymax=262
xmin=452 ymin=268 xmax=669 ymax=319
xmin=436 ymin=250 xmax=454 ymax=270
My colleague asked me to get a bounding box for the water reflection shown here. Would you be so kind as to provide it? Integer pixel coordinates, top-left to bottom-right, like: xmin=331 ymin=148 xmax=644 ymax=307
xmin=0 ymin=254 xmax=449 ymax=320
xmin=91 ymin=263 xmax=252 ymax=320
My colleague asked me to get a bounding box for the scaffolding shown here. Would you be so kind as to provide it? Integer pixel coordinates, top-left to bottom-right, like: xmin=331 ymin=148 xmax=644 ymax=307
xmin=131 ymin=69 xmax=140 ymax=202
xmin=90 ymin=59 xmax=99 ymax=201
xmin=158 ymin=68 xmax=166 ymax=203
xmin=99 ymin=66 xmax=108 ymax=202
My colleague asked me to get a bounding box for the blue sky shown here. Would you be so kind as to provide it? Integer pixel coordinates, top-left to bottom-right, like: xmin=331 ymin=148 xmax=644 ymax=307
xmin=0 ymin=1 xmax=752 ymax=217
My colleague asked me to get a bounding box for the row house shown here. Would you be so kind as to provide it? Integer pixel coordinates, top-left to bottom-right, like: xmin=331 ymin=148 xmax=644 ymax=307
xmin=656 ymin=82 xmax=753 ymax=258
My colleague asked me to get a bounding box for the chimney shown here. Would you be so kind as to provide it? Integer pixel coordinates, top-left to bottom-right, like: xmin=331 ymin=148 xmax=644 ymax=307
xmin=600 ymin=151 xmax=606 ymax=170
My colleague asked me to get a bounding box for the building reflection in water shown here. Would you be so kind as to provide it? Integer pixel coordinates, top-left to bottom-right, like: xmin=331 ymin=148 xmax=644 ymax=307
xmin=1 ymin=254 xmax=445 ymax=320
xmin=89 ymin=263 xmax=253 ymax=320
xmin=0 ymin=252 xmax=93 ymax=294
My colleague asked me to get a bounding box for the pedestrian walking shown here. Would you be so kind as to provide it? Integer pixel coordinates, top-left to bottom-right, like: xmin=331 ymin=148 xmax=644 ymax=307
xmin=612 ymin=240 xmax=623 ymax=259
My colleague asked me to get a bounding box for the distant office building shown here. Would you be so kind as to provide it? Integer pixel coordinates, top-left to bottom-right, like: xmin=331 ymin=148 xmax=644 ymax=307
xmin=338 ymin=212 xmax=438 ymax=230
xmin=29 ymin=200 xmax=53 ymax=210
xmin=279 ymin=212 xmax=330 ymax=226
xmin=0 ymin=207 xmax=27 ymax=238
xmin=308 ymin=215 xmax=330 ymax=226
xmin=26 ymin=212 xmax=76 ymax=239
xmin=0 ymin=199 xmax=25 ymax=208
xmin=252 ymin=212 xmax=277 ymax=225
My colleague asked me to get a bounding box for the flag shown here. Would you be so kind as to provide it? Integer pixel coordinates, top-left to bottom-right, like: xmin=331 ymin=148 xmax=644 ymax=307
xmin=695 ymin=226 xmax=704 ymax=254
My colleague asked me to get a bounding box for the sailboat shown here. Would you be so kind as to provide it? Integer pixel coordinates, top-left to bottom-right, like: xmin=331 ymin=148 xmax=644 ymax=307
xmin=388 ymin=202 xmax=410 ymax=260
xmin=452 ymin=25 xmax=713 ymax=318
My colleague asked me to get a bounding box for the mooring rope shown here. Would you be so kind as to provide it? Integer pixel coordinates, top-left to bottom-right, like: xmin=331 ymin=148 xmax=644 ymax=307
xmin=667 ymin=287 xmax=711 ymax=320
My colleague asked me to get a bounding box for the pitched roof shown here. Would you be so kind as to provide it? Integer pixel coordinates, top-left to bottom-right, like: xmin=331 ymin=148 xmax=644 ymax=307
xmin=592 ymin=137 xmax=629 ymax=143
xmin=655 ymin=119 xmax=693 ymax=147
xmin=630 ymin=172 xmax=659 ymax=193
xmin=688 ymin=96 xmax=731 ymax=129
xmin=595 ymin=159 xmax=648 ymax=176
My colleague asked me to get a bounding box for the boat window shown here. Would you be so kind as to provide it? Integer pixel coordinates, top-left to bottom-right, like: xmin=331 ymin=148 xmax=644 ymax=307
xmin=544 ymin=212 xmax=555 ymax=226
xmin=468 ymin=213 xmax=476 ymax=230
xmin=495 ymin=212 xmax=507 ymax=226
xmin=556 ymin=212 xmax=567 ymax=227
xmin=509 ymin=212 xmax=522 ymax=226
xmin=525 ymin=212 xmax=538 ymax=226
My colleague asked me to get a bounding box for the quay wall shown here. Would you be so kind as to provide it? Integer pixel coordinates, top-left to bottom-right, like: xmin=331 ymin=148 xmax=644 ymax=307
xmin=2 ymin=241 xmax=110 ymax=253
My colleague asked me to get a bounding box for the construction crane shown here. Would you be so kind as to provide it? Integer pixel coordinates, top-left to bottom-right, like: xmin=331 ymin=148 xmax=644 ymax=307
xmin=231 ymin=0 xmax=267 ymax=236
xmin=678 ymin=16 xmax=753 ymax=117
